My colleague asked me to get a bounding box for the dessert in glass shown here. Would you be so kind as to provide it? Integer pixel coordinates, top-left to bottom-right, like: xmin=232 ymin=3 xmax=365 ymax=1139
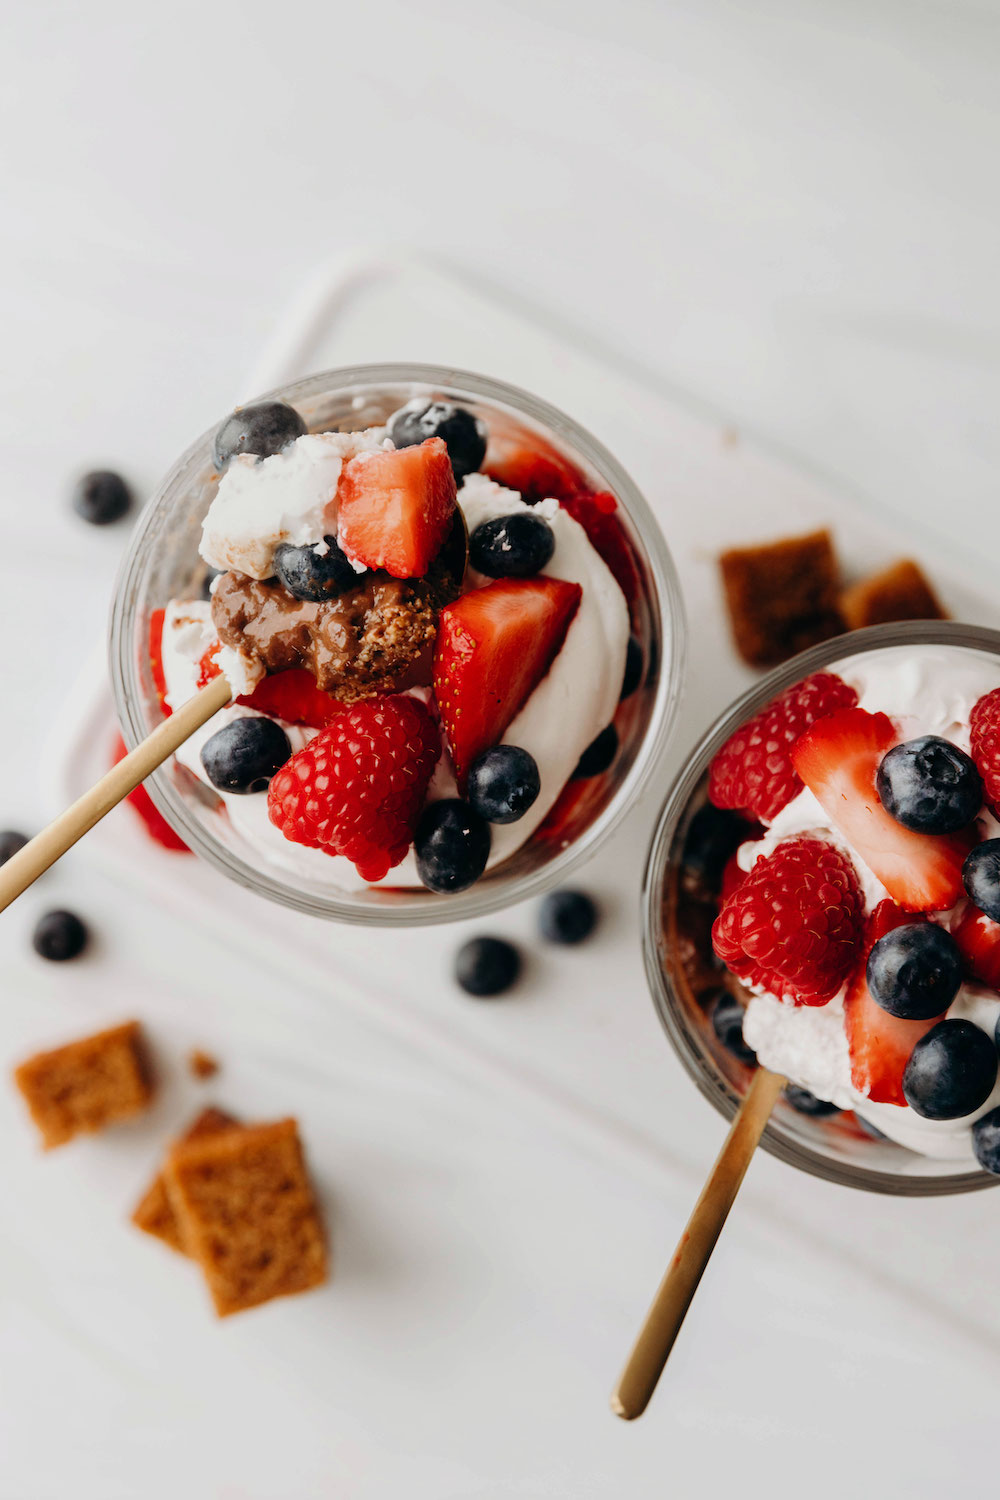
xmin=112 ymin=365 xmax=684 ymax=924
xmin=645 ymin=621 xmax=1000 ymax=1194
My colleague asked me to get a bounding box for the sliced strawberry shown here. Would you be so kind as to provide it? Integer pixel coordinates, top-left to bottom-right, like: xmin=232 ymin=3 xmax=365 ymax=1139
xmin=238 ymin=668 xmax=343 ymax=730
xmin=434 ymin=576 xmax=582 ymax=786
xmin=791 ymin=708 xmax=972 ymax=912
xmin=844 ymin=900 xmax=937 ymax=1105
xmin=485 ymin=443 xmax=583 ymax=503
xmin=952 ymin=902 xmax=1000 ymax=991
xmin=559 ymin=491 xmax=639 ymax=605
xmin=337 ymin=436 xmax=456 ymax=578
xmin=198 ymin=641 xmax=222 ymax=688
xmin=149 ymin=608 xmax=170 ymax=715
xmin=111 ymin=734 xmax=190 ymax=852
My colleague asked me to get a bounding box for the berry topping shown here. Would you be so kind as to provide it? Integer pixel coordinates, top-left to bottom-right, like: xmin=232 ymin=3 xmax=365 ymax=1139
xmin=708 ymin=672 xmax=858 ymax=823
xmin=902 ymin=1019 xmax=998 ymax=1120
xmin=876 ymin=736 xmax=982 ymax=834
xmin=972 ymin=1107 xmax=1000 ymax=1174
xmin=467 ymin=746 xmax=540 ymax=825
xmin=0 ymin=829 xmax=28 ymax=866
xmin=559 ymin=491 xmax=639 ymax=603
xmin=213 ymin=401 xmax=306 ymax=469
xmin=866 ymin=922 xmax=962 ymax=1019
xmin=201 ymin=718 xmax=292 ymax=795
xmin=434 ymin=576 xmax=581 ymax=787
xmin=337 ymin=437 xmax=457 ymax=579
xmin=414 ymin=798 xmax=491 ymax=893
xmin=33 ymin=910 xmax=89 ymax=962
xmin=970 ymin=687 xmax=1000 ymax=811
xmin=573 ymin=724 xmax=618 ymax=780
xmin=149 ymin=608 xmax=170 ymax=716
xmin=268 ymin=696 xmax=440 ymax=882
xmin=454 ymin=936 xmax=522 ymax=997
xmin=709 ymin=992 xmax=757 ymax=1065
xmin=783 ymin=1085 xmax=840 ymax=1117
xmin=240 ymin=669 xmax=342 ymax=730
xmin=620 ymin=635 xmax=643 ymax=701
xmin=111 ymin=735 xmax=189 ymax=852
xmin=388 ymin=400 xmax=487 ymax=482
xmin=539 ymin=889 xmax=599 ymax=945
xmin=844 ymin=901 xmax=943 ymax=1106
xmin=712 ymin=838 xmax=864 ymax=1007
xmin=792 ymin=708 xmax=973 ymax=911
xmin=952 ymin=901 xmax=1000 ymax=990
xmin=469 ymin=513 xmax=555 ymax=579
xmin=680 ymin=806 xmax=756 ymax=895
xmin=72 ymin=469 xmax=133 ymax=525
xmin=962 ymin=839 xmax=1000 ymax=923
xmin=485 ymin=444 xmax=582 ymax=503
xmin=272 ymin=536 xmax=361 ymax=602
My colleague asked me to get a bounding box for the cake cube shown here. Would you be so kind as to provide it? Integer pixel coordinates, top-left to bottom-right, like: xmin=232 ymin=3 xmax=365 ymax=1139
xmin=840 ymin=558 xmax=946 ymax=631
xmin=14 ymin=1021 xmax=153 ymax=1149
xmin=188 ymin=1049 xmax=219 ymax=1080
xmin=132 ymin=1106 xmax=239 ymax=1254
xmin=719 ymin=529 xmax=844 ymax=667
xmin=164 ymin=1117 xmax=328 ymax=1316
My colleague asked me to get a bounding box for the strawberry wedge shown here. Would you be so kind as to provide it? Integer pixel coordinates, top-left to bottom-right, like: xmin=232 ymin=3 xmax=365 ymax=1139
xmin=434 ymin=576 xmax=582 ymax=787
xmin=953 ymin=903 xmax=1000 ymax=991
xmin=844 ymin=901 xmax=939 ymax=1105
xmin=338 ymin=436 xmax=457 ymax=579
xmin=791 ymin=708 xmax=972 ymax=912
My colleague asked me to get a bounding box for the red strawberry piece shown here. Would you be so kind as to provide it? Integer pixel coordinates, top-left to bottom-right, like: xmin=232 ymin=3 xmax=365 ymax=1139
xmin=485 ymin=443 xmax=583 ymax=503
xmin=267 ymin=694 xmax=440 ymax=881
xmin=111 ymin=734 xmax=190 ymax=852
xmin=198 ymin=641 xmax=222 ymax=688
xmin=792 ymin=707 xmax=973 ymax=912
xmin=337 ymin=436 xmax=456 ymax=579
xmin=970 ymin=687 xmax=1000 ymax=812
xmin=433 ymin=576 xmax=582 ymax=787
xmin=711 ymin=837 xmax=864 ymax=1006
xmin=708 ymin=672 xmax=858 ymax=823
xmin=238 ymin=668 xmax=342 ymax=730
xmin=844 ymin=900 xmax=938 ymax=1105
xmin=149 ymin=609 xmax=170 ymax=715
xmin=952 ymin=901 xmax=1000 ymax=991
xmin=559 ymin=491 xmax=639 ymax=605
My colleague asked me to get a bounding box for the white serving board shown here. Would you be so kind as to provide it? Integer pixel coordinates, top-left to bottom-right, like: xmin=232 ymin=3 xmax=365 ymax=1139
xmin=28 ymin=255 xmax=1000 ymax=1498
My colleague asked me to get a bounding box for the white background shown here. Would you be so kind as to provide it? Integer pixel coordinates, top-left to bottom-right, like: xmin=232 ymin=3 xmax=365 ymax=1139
xmin=3 ymin=3 xmax=1000 ymax=1497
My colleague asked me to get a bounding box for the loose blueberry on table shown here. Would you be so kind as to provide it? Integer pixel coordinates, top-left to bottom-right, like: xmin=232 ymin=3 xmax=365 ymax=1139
xmin=454 ymin=936 xmax=522 ymax=997
xmin=72 ymin=469 xmax=133 ymax=526
xmin=33 ymin=910 xmax=89 ymax=962
xmin=539 ymin=889 xmax=599 ymax=945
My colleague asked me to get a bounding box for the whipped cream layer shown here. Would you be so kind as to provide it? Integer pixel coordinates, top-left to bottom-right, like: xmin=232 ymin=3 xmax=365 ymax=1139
xmin=739 ymin=643 xmax=1000 ymax=1161
xmin=163 ymin=472 xmax=629 ymax=892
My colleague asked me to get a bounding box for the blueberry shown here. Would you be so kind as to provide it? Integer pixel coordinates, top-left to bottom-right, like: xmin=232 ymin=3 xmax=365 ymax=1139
xmin=709 ymin=992 xmax=757 ymax=1065
xmin=388 ymin=400 xmax=487 ymax=481
xmin=415 ymin=799 xmax=491 ymax=893
xmin=213 ymin=401 xmax=306 ymax=469
xmin=467 ymin=746 xmax=540 ymax=825
xmin=902 ymin=1019 xmax=998 ymax=1120
xmin=681 ymin=805 xmax=748 ymax=893
xmin=620 ymin=635 xmax=643 ymax=701
xmin=866 ymin=922 xmax=962 ymax=1020
xmin=469 ymin=514 xmax=555 ymax=579
xmin=539 ymin=889 xmax=599 ymax=945
xmin=972 ymin=1106 xmax=1000 ymax=1173
xmin=33 ymin=910 xmax=89 ymax=962
xmin=273 ymin=536 xmax=361 ymax=602
xmin=573 ymin=724 xmax=618 ymax=779
xmin=0 ymin=829 xmax=28 ymax=866
xmin=454 ymin=936 xmax=522 ymax=996
xmin=963 ymin=840 xmax=1000 ymax=923
xmin=783 ymin=1085 xmax=840 ymax=1117
xmin=876 ymin=736 xmax=982 ymax=835
xmin=200 ymin=718 xmax=292 ymax=794
xmin=72 ymin=469 xmax=133 ymax=525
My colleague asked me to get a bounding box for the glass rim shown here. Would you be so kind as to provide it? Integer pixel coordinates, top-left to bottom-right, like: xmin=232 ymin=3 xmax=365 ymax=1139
xmin=642 ymin=619 xmax=1000 ymax=1196
xmin=110 ymin=362 xmax=688 ymax=926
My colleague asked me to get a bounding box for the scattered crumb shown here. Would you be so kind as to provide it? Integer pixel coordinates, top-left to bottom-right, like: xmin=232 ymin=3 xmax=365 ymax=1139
xmin=164 ymin=1118 xmax=328 ymax=1316
xmin=132 ymin=1106 xmax=240 ymax=1254
xmin=14 ymin=1022 xmax=153 ymax=1149
xmin=719 ymin=529 xmax=844 ymax=667
xmin=840 ymin=558 xmax=946 ymax=631
xmin=188 ymin=1049 xmax=219 ymax=1080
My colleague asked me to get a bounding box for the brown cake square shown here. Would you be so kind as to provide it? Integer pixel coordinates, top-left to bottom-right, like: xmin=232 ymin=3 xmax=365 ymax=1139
xmin=164 ymin=1117 xmax=328 ymax=1316
xmin=719 ymin=529 xmax=844 ymax=666
xmin=840 ymin=558 xmax=946 ymax=631
xmin=14 ymin=1021 xmax=153 ymax=1149
xmin=132 ymin=1106 xmax=240 ymax=1254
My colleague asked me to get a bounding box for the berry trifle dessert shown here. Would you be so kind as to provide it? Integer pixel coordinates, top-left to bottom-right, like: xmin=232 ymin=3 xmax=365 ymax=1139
xmin=118 ymin=371 xmax=675 ymax=912
xmin=662 ymin=635 xmax=1000 ymax=1182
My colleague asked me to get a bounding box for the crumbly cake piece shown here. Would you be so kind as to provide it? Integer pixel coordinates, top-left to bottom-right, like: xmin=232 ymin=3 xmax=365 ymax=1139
xmin=719 ymin=529 xmax=844 ymax=667
xmin=188 ymin=1048 xmax=219 ymax=1080
xmin=14 ymin=1021 xmax=153 ymax=1149
xmin=164 ymin=1118 xmax=328 ymax=1315
xmin=840 ymin=558 xmax=946 ymax=631
xmin=132 ymin=1106 xmax=239 ymax=1254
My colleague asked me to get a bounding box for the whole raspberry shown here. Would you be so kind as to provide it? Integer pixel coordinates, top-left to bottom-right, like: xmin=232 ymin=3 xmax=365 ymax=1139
xmin=971 ymin=687 xmax=1000 ymax=812
xmin=267 ymin=695 xmax=440 ymax=882
xmin=711 ymin=837 xmax=864 ymax=1006
xmin=708 ymin=672 xmax=858 ymax=822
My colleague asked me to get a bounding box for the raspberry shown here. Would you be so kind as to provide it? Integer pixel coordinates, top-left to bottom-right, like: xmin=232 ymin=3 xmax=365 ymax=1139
xmin=707 ymin=672 xmax=858 ymax=822
xmin=971 ymin=687 xmax=1000 ymax=811
xmin=267 ymin=695 xmax=440 ymax=881
xmin=711 ymin=837 xmax=864 ymax=1006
